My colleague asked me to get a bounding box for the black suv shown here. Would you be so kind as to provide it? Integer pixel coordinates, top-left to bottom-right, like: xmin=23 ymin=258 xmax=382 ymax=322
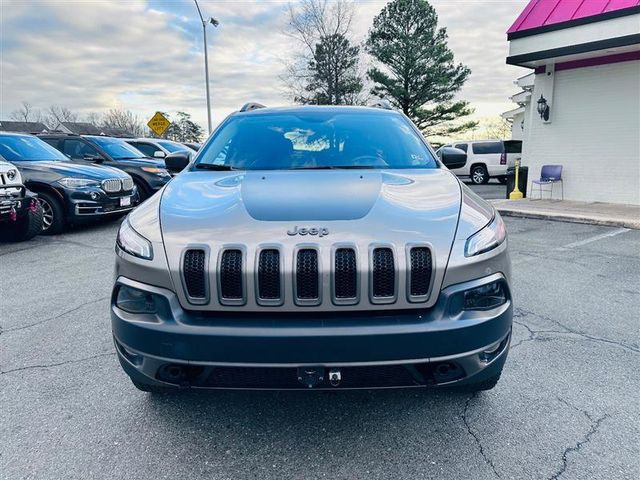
xmin=39 ymin=134 xmax=172 ymax=200
xmin=0 ymin=133 xmax=136 ymax=234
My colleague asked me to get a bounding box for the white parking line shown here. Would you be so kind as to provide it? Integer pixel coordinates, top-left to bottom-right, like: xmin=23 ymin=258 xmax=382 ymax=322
xmin=561 ymin=228 xmax=630 ymax=249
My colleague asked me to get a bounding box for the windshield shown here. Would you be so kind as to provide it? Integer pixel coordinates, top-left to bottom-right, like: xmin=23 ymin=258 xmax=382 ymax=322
xmin=0 ymin=135 xmax=69 ymax=162
xmin=158 ymin=140 xmax=191 ymax=153
xmin=194 ymin=111 xmax=438 ymax=170
xmin=86 ymin=136 xmax=146 ymax=159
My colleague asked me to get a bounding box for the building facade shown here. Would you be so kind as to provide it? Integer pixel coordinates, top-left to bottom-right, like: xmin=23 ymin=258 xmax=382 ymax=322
xmin=505 ymin=0 xmax=640 ymax=205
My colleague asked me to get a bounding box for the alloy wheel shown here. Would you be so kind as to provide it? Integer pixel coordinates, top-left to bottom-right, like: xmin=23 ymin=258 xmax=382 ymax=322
xmin=471 ymin=168 xmax=486 ymax=185
xmin=38 ymin=198 xmax=53 ymax=231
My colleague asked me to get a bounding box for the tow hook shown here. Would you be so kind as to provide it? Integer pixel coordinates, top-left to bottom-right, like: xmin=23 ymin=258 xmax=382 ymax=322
xmin=329 ymin=369 xmax=341 ymax=387
xmin=297 ymin=367 xmax=324 ymax=388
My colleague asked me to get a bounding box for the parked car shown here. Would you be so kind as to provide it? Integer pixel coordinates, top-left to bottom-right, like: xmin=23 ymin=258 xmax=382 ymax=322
xmin=39 ymin=134 xmax=172 ymax=201
xmin=124 ymin=138 xmax=192 ymax=159
xmin=436 ymin=140 xmax=522 ymax=184
xmin=0 ymin=159 xmax=43 ymax=241
xmin=182 ymin=142 xmax=202 ymax=151
xmin=0 ymin=133 xmax=136 ymax=234
xmin=112 ymin=104 xmax=512 ymax=394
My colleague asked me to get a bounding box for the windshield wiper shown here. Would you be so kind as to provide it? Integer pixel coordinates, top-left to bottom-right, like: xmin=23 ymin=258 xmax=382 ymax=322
xmin=292 ymin=165 xmax=377 ymax=170
xmin=194 ymin=163 xmax=237 ymax=171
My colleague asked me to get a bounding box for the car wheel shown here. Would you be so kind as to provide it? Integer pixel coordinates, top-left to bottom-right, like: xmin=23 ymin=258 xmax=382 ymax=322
xmin=470 ymin=165 xmax=489 ymax=185
xmin=131 ymin=379 xmax=177 ymax=394
xmin=133 ymin=179 xmax=149 ymax=202
xmin=37 ymin=191 xmax=65 ymax=235
xmin=3 ymin=201 xmax=44 ymax=242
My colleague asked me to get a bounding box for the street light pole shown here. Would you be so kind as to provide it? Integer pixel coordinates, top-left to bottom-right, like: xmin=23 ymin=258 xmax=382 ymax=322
xmin=193 ymin=0 xmax=218 ymax=135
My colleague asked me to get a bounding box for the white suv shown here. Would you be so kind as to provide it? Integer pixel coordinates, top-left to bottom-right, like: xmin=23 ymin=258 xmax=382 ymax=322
xmin=436 ymin=140 xmax=522 ymax=185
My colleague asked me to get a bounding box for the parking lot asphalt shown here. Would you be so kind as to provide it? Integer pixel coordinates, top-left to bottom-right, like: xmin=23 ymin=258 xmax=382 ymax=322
xmin=1 ymin=203 xmax=639 ymax=479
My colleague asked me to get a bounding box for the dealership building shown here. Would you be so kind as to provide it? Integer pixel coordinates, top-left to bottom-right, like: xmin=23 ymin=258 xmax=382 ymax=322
xmin=504 ymin=0 xmax=640 ymax=205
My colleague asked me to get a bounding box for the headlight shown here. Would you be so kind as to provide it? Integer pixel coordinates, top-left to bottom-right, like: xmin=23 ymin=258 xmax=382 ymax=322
xmin=141 ymin=167 xmax=171 ymax=176
xmin=57 ymin=177 xmax=100 ymax=189
xmin=117 ymin=218 xmax=153 ymax=260
xmin=465 ymin=214 xmax=506 ymax=257
xmin=116 ymin=285 xmax=157 ymax=314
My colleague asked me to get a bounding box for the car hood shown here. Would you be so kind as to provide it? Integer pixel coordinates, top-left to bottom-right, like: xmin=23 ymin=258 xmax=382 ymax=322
xmin=158 ymin=169 xmax=463 ymax=310
xmin=14 ymin=160 xmax=129 ymax=180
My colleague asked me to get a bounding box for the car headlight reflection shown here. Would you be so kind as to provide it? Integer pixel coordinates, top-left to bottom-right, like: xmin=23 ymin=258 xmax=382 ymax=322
xmin=141 ymin=167 xmax=171 ymax=177
xmin=465 ymin=214 xmax=507 ymax=257
xmin=117 ymin=218 xmax=153 ymax=260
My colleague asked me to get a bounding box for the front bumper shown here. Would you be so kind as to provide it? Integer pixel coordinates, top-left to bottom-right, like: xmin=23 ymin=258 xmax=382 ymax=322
xmin=64 ymin=187 xmax=138 ymax=220
xmin=0 ymin=188 xmax=37 ymax=222
xmin=111 ymin=273 xmax=512 ymax=389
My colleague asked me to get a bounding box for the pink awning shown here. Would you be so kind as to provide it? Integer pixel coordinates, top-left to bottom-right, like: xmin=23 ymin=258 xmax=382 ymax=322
xmin=508 ymin=0 xmax=640 ymax=34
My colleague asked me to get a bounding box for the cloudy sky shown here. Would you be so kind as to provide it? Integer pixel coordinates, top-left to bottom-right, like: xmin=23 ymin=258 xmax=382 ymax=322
xmin=0 ymin=0 xmax=529 ymax=132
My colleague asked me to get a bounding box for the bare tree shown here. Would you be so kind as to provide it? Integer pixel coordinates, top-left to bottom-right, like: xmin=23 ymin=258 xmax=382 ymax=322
xmin=283 ymin=0 xmax=364 ymax=105
xmin=101 ymin=108 xmax=144 ymax=136
xmin=9 ymin=101 xmax=42 ymax=123
xmin=85 ymin=111 xmax=103 ymax=126
xmin=43 ymin=105 xmax=79 ymax=129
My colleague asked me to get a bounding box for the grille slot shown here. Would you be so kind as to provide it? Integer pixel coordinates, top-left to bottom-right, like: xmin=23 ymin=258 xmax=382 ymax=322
xmin=183 ymin=249 xmax=207 ymax=299
xmin=121 ymin=177 xmax=134 ymax=192
xmin=257 ymin=249 xmax=281 ymax=301
xmin=409 ymin=247 xmax=432 ymax=298
xmin=372 ymin=248 xmax=395 ymax=299
xmin=334 ymin=248 xmax=357 ymax=300
xmin=101 ymin=179 xmax=122 ymax=193
xmin=219 ymin=250 xmax=244 ymax=301
xmin=296 ymin=249 xmax=319 ymax=301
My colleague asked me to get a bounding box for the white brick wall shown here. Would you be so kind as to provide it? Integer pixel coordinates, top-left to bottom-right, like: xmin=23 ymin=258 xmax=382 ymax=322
xmin=522 ymin=60 xmax=640 ymax=205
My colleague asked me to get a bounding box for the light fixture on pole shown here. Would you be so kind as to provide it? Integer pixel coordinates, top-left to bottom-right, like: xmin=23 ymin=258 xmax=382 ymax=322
xmin=193 ymin=0 xmax=219 ymax=135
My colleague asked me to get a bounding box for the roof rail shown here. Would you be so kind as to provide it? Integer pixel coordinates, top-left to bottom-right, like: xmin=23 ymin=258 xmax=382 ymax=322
xmin=369 ymin=99 xmax=393 ymax=110
xmin=240 ymin=102 xmax=266 ymax=112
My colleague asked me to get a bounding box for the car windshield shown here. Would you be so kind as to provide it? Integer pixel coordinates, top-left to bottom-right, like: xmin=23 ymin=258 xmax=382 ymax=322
xmin=0 ymin=134 xmax=69 ymax=162
xmin=86 ymin=136 xmax=146 ymax=159
xmin=194 ymin=111 xmax=438 ymax=170
xmin=158 ymin=140 xmax=191 ymax=153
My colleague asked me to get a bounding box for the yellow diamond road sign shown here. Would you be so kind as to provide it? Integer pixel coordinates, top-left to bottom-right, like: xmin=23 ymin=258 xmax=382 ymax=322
xmin=147 ymin=112 xmax=171 ymax=137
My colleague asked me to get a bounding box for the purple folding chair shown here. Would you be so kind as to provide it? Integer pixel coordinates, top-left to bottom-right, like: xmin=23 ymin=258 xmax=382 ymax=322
xmin=531 ymin=165 xmax=563 ymax=200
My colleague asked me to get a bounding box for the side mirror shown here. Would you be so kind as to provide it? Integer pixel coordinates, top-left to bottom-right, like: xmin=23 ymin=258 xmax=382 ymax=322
xmin=164 ymin=152 xmax=190 ymax=173
xmin=154 ymin=151 xmax=166 ymax=158
xmin=440 ymin=147 xmax=467 ymax=170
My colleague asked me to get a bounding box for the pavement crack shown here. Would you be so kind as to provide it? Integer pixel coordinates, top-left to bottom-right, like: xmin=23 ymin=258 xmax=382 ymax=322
xmin=0 ymin=351 xmax=115 ymax=375
xmin=462 ymin=393 xmax=501 ymax=479
xmin=512 ymin=308 xmax=639 ymax=354
xmin=548 ymin=412 xmax=609 ymax=480
xmin=2 ymin=296 xmax=109 ymax=333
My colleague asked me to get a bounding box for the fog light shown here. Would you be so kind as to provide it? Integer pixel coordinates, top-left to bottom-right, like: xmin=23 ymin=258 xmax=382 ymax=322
xmin=463 ymin=281 xmax=507 ymax=311
xmin=90 ymin=192 xmax=99 ymax=200
xmin=116 ymin=285 xmax=157 ymax=314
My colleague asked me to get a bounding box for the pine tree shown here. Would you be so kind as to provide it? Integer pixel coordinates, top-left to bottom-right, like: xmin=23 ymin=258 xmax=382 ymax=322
xmin=366 ymin=0 xmax=477 ymax=136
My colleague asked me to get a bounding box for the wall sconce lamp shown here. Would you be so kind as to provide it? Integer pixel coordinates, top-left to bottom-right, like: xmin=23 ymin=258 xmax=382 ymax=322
xmin=537 ymin=95 xmax=550 ymax=121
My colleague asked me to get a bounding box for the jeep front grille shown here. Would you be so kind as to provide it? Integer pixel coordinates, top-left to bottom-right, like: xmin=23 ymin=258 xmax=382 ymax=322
xmin=219 ymin=249 xmax=244 ymax=303
xmin=334 ymin=248 xmax=357 ymax=300
xmin=409 ymin=247 xmax=432 ymax=299
xmin=183 ymin=249 xmax=207 ymax=300
xmin=295 ymin=249 xmax=319 ymax=303
xmin=102 ymin=179 xmax=122 ymax=193
xmin=371 ymin=248 xmax=395 ymax=301
xmin=179 ymin=244 xmax=435 ymax=309
xmin=257 ymin=249 xmax=281 ymax=303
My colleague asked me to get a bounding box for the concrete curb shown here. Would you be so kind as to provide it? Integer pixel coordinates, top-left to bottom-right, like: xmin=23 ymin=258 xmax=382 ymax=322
xmin=492 ymin=203 xmax=640 ymax=230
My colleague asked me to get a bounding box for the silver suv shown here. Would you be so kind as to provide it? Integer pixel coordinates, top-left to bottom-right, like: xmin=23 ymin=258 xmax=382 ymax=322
xmin=112 ymin=104 xmax=512 ymax=393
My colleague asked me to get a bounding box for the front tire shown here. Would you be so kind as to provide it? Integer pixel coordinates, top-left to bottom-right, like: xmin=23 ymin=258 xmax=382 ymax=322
xmin=2 ymin=202 xmax=44 ymax=241
xmin=133 ymin=179 xmax=149 ymax=202
xmin=37 ymin=191 xmax=65 ymax=235
xmin=470 ymin=165 xmax=489 ymax=185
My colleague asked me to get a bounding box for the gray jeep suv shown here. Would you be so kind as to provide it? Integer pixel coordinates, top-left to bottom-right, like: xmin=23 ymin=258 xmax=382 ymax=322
xmin=112 ymin=104 xmax=512 ymax=393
